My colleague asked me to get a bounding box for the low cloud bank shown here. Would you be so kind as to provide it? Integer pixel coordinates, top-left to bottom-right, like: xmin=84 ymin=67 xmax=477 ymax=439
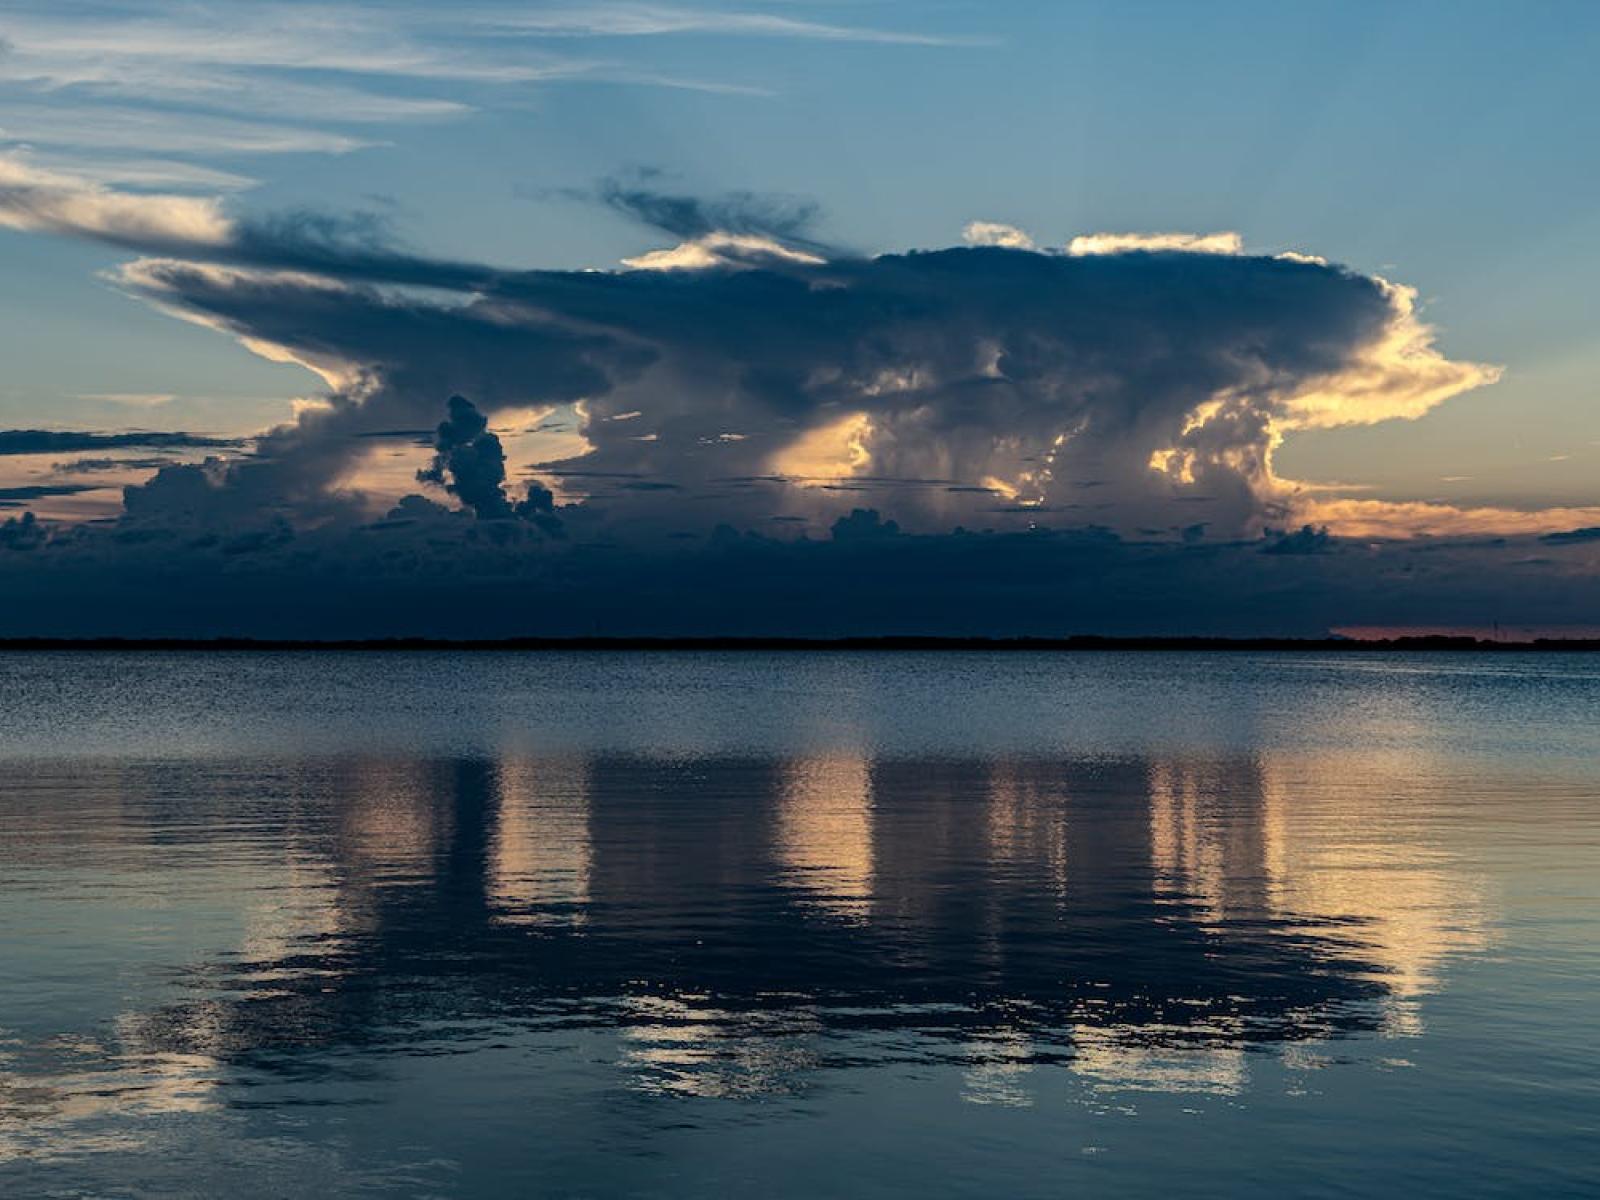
xmin=4 ymin=513 xmax=1599 ymax=638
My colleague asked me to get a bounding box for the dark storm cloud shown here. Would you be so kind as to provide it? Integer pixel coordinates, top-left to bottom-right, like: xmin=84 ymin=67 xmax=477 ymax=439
xmin=354 ymin=429 xmax=434 ymax=441
xmin=117 ymin=242 xmax=1440 ymax=546
xmin=0 ymin=429 xmax=241 ymax=455
xmin=830 ymin=507 xmax=901 ymax=541
xmin=1261 ymin=524 xmax=1333 ymax=555
xmin=0 ymin=511 xmax=43 ymax=549
xmin=116 ymin=266 xmax=628 ymax=527
xmin=419 ymin=394 xmax=514 ymax=519
xmin=0 ymin=483 xmax=99 ymax=504
xmin=2 ymin=517 xmax=1596 ymax=637
xmin=1539 ymin=526 xmax=1600 ymax=545
xmin=413 ymin=394 xmax=565 ymax=531
xmin=226 ymin=212 xmax=504 ymax=292
xmin=0 ymin=167 xmax=1520 ymax=635
xmin=6 ymin=162 xmax=1496 ymax=546
xmin=51 ymin=456 xmax=178 ymax=473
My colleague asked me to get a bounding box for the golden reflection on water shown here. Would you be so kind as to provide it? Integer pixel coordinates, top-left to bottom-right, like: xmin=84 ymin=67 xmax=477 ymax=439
xmin=236 ymin=853 xmax=349 ymax=989
xmin=340 ymin=759 xmax=449 ymax=886
xmin=1070 ymin=1028 xmax=1248 ymax=1097
xmin=0 ymin=744 xmax=1504 ymax=1151
xmin=1150 ymin=752 xmax=1492 ymax=1031
xmin=775 ymin=754 xmax=874 ymax=920
xmin=619 ymin=995 xmax=825 ymax=1099
xmin=987 ymin=763 xmax=1072 ymax=900
xmin=488 ymin=755 xmax=592 ymax=927
xmin=1258 ymin=753 xmax=1493 ymax=1037
xmin=960 ymin=1024 xmax=1038 ymax=1108
xmin=1149 ymin=758 xmax=1273 ymax=926
xmin=0 ymin=1034 xmax=221 ymax=1164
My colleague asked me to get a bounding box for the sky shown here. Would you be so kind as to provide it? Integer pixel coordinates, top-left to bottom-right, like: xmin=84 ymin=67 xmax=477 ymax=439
xmin=0 ymin=0 xmax=1598 ymax=637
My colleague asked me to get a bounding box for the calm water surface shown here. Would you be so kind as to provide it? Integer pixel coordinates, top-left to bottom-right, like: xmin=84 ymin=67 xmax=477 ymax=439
xmin=1 ymin=652 xmax=1597 ymax=1197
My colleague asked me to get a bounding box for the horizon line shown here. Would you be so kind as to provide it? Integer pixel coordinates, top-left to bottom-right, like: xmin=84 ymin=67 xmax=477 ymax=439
xmin=1 ymin=635 xmax=1598 ymax=652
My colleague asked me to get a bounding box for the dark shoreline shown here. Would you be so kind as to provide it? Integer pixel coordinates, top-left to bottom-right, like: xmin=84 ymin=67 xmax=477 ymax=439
xmin=0 ymin=635 xmax=1598 ymax=652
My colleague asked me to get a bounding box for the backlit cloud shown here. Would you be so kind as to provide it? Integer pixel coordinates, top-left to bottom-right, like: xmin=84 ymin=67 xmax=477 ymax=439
xmin=1293 ymin=497 xmax=1600 ymax=539
xmin=962 ymin=222 xmax=1035 ymax=250
xmin=620 ymin=233 xmax=827 ymax=271
xmin=0 ymin=168 xmax=1489 ymax=545
xmin=0 ymin=156 xmax=232 ymax=248
xmin=1067 ymin=231 xmax=1244 ymax=256
xmin=1277 ymin=278 xmax=1502 ymax=429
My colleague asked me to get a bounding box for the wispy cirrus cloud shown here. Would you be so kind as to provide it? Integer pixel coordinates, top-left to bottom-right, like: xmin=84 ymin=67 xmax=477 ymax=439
xmin=0 ymin=155 xmax=508 ymax=296
xmin=473 ymin=4 xmax=989 ymax=46
xmin=0 ymin=104 xmax=376 ymax=158
xmin=77 ymin=393 xmax=177 ymax=410
xmin=0 ymin=155 xmax=232 ymax=248
xmin=0 ymin=2 xmax=978 ymax=188
xmin=10 ymin=153 xmax=258 ymax=192
xmin=0 ymin=5 xmax=588 ymax=85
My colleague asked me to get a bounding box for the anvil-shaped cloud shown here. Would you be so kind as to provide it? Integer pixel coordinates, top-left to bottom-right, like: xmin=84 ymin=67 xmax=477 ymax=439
xmin=0 ymin=157 xmax=1514 ymax=546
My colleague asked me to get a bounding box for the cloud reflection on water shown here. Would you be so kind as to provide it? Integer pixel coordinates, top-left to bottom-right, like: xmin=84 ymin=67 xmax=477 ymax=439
xmin=0 ymin=747 xmax=1493 ymax=1159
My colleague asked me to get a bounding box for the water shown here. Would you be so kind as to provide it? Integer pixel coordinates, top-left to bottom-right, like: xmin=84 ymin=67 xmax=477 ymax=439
xmin=1 ymin=652 xmax=1597 ymax=1197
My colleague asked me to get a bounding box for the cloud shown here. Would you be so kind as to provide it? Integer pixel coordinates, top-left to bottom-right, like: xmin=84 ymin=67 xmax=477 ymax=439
xmin=0 ymin=483 xmax=98 ymax=506
xmin=0 ymin=511 xmax=44 ymax=549
xmin=0 ymin=4 xmax=590 ymax=90
xmin=0 ymin=103 xmax=374 ymax=156
xmin=0 ymin=2 xmax=983 ymax=186
xmin=1275 ymin=278 xmax=1503 ymax=429
xmin=0 ymin=158 xmax=500 ymax=291
xmin=77 ymin=392 xmax=176 ymax=409
xmin=1295 ymin=497 xmax=1600 ymax=539
xmin=599 ymin=175 xmax=823 ymax=243
xmin=1067 ymin=231 xmax=1244 ymax=256
xmin=0 ymin=429 xmax=242 ymax=455
xmin=49 ymin=456 xmax=177 ymax=474
xmin=13 ymin=154 xmax=257 ymax=192
xmin=619 ymin=232 xmax=827 ymax=271
xmin=1261 ymin=524 xmax=1332 ymax=555
xmin=418 ymin=395 xmax=513 ymax=518
xmin=6 ymin=516 xmax=1600 ymax=637
xmin=831 ymin=508 xmax=902 ymax=541
xmin=7 ymin=167 xmax=1560 ymax=636
xmin=962 ymin=221 xmax=1035 ymax=250
xmin=597 ymin=175 xmax=832 ymax=270
xmin=1540 ymin=526 xmax=1600 ymax=545
xmin=0 ymin=156 xmax=232 ymax=249
xmin=408 ymin=395 xmax=566 ymax=532
xmin=36 ymin=185 xmax=1489 ymax=545
xmin=474 ymin=5 xmax=985 ymax=46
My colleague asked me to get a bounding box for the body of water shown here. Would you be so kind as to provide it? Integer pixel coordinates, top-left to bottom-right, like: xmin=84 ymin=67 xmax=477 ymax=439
xmin=1 ymin=652 xmax=1597 ymax=1196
